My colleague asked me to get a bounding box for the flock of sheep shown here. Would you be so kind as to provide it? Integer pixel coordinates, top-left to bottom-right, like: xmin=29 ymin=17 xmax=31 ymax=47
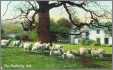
xmin=1 ymin=39 xmax=105 ymax=59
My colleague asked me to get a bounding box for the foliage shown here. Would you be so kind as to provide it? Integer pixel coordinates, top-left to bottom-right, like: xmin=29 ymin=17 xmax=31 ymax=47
xmin=2 ymin=21 xmax=38 ymax=41
xmin=2 ymin=23 xmax=23 ymax=33
xmin=28 ymin=31 xmax=38 ymax=41
xmin=104 ymin=22 xmax=112 ymax=36
xmin=50 ymin=18 xmax=71 ymax=41
xmin=50 ymin=19 xmax=70 ymax=33
xmin=20 ymin=31 xmax=38 ymax=41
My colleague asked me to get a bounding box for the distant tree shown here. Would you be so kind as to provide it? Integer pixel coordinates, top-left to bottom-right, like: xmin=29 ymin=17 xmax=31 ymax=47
xmin=2 ymin=23 xmax=23 ymax=33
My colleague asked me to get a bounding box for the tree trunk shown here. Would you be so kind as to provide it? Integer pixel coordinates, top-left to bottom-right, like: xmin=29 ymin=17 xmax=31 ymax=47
xmin=38 ymin=11 xmax=50 ymax=43
xmin=38 ymin=1 xmax=50 ymax=43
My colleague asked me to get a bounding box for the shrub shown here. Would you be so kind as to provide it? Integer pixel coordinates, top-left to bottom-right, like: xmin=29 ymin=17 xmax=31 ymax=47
xmin=100 ymin=44 xmax=112 ymax=47
xmin=28 ymin=31 xmax=38 ymax=41
xmin=20 ymin=31 xmax=38 ymax=41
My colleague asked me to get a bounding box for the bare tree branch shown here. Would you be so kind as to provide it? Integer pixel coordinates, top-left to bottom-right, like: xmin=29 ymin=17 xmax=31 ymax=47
xmin=63 ymin=4 xmax=78 ymax=26
xmin=49 ymin=2 xmax=63 ymax=9
xmin=2 ymin=1 xmax=12 ymax=16
xmin=27 ymin=1 xmax=35 ymax=10
xmin=4 ymin=14 xmax=22 ymax=20
xmin=63 ymin=3 xmax=90 ymax=28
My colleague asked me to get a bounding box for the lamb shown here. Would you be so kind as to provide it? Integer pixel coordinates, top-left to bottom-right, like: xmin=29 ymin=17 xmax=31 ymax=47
xmin=62 ymin=51 xmax=75 ymax=59
xmin=31 ymin=42 xmax=43 ymax=51
xmin=10 ymin=40 xmax=22 ymax=48
xmin=23 ymin=42 xmax=33 ymax=52
xmin=52 ymin=44 xmax=63 ymax=50
xmin=31 ymin=42 xmax=51 ymax=53
xmin=91 ymin=48 xmax=99 ymax=56
xmin=1 ymin=39 xmax=12 ymax=48
xmin=49 ymin=44 xmax=64 ymax=56
xmin=91 ymin=48 xmax=104 ymax=59
xmin=1 ymin=40 xmax=9 ymax=46
xmin=41 ymin=42 xmax=50 ymax=50
xmin=49 ymin=44 xmax=63 ymax=52
xmin=49 ymin=49 xmax=63 ymax=56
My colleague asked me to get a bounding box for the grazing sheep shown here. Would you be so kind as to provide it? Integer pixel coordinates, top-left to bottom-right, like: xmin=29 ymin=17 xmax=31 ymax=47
xmin=31 ymin=42 xmax=51 ymax=54
xmin=70 ymin=51 xmax=80 ymax=58
xmin=23 ymin=42 xmax=33 ymax=52
xmin=32 ymin=42 xmax=43 ymax=51
xmin=62 ymin=51 xmax=75 ymax=59
xmin=41 ymin=43 xmax=50 ymax=50
xmin=18 ymin=42 xmax=23 ymax=48
xmin=53 ymin=44 xmax=63 ymax=49
xmin=10 ymin=40 xmax=22 ymax=47
xmin=1 ymin=40 xmax=9 ymax=46
xmin=49 ymin=44 xmax=64 ymax=56
xmin=91 ymin=48 xmax=104 ymax=59
xmin=50 ymin=44 xmax=62 ymax=50
xmin=1 ymin=39 xmax=12 ymax=48
xmin=91 ymin=48 xmax=99 ymax=56
xmin=49 ymin=49 xmax=63 ymax=56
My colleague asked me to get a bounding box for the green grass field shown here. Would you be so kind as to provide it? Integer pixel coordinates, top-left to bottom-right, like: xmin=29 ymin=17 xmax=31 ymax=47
xmin=62 ymin=44 xmax=112 ymax=54
xmin=1 ymin=44 xmax=112 ymax=69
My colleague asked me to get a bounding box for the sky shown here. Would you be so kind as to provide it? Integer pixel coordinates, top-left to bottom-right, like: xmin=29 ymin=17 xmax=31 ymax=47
xmin=1 ymin=1 xmax=112 ymax=22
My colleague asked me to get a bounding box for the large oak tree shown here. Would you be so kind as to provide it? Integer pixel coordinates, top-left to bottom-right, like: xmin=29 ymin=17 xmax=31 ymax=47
xmin=2 ymin=1 xmax=111 ymax=44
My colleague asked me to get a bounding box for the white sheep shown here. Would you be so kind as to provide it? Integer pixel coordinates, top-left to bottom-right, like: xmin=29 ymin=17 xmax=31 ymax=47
xmin=23 ymin=42 xmax=33 ymax=52
xmin=91 ymin=48 xmax=104 ymax=58
xmin=1 ymin=40 xmax=9 ymax=46
xmin=42 ymin=43 xmax=50 ymax=50
xmin=32 ymin=42 xmax=43 ymax=51
xmin=53 ymin=44 xmax=63 ymax=49
xmin=49 ymin=44 xmax=63 ymax=51
xmin=91 ymin=48 xmax=99 ymax=56
xmin=32 ymin=42 xmax=51 ymax=54
xmin=49 ymin=49 xmax=63 ymax=56
xmin=1 ymin=39 xmax=12 ymax=47
xmin=10 ymin=40 xmax=21 ymax=47
xmin=49 ymin=44 xmax=64 ymax=56
xmin=62 ymin=51 xmax=75 ymax=59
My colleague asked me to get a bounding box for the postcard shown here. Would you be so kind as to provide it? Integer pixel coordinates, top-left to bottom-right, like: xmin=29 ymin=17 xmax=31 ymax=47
xmin=1 ymin=0 xmax=112 ymax=70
